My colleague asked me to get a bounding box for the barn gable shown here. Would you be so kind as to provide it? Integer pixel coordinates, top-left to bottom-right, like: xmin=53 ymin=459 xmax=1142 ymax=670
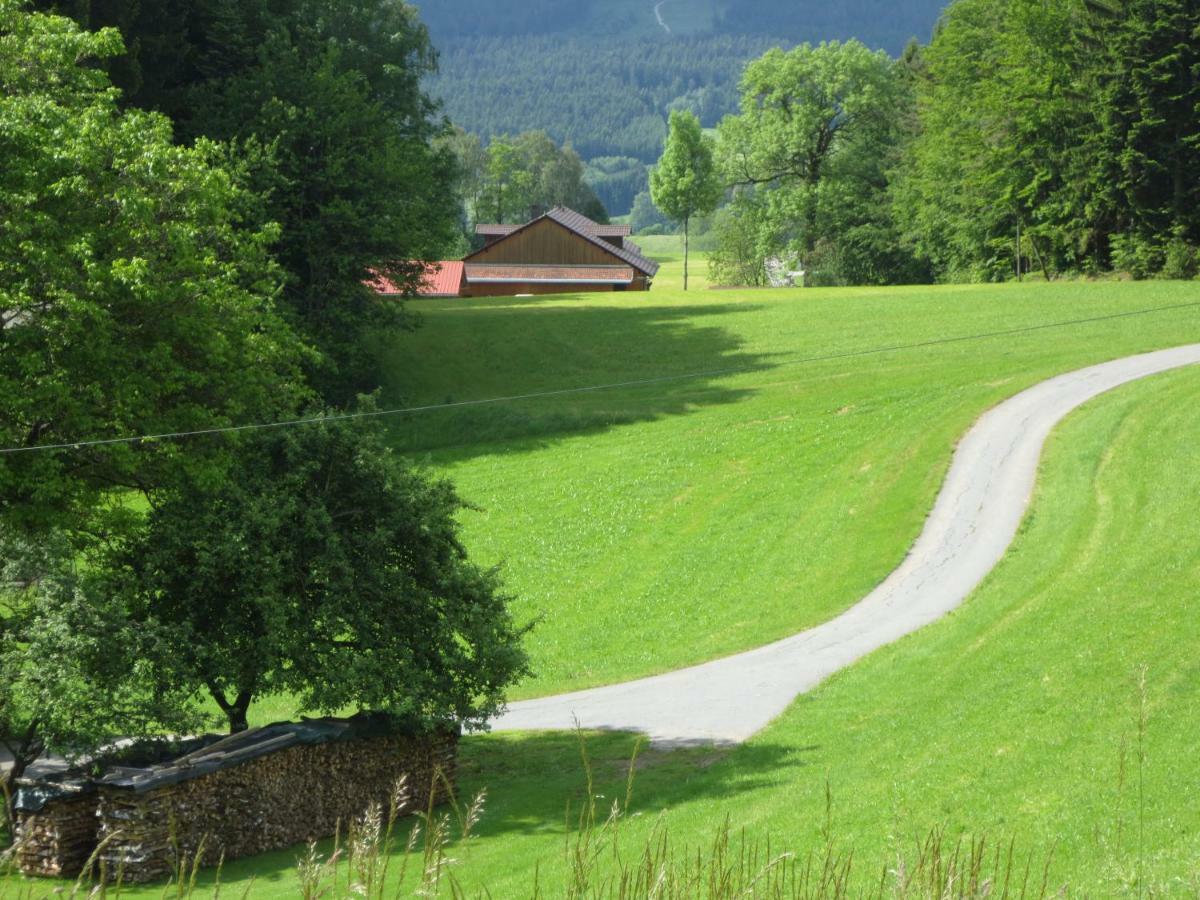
xmin=463 ymin=207 xmax=658 ymax=296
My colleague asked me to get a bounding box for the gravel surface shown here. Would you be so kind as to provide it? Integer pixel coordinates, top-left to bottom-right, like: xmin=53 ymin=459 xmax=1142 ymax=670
xmin=493 ymin=344 xmax=1200 ymax=745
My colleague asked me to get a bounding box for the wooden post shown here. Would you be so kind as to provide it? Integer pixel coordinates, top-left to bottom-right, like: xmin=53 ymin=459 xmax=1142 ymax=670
xmin=1016 ymin=219 xmax=1022 ymax=282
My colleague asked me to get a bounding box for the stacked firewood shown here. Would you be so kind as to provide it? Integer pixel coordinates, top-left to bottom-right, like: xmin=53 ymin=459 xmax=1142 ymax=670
xmin=93 ymin=731 xmax=459 ymax=883
xmin=13 ymin=797 xmax=99 ymax=878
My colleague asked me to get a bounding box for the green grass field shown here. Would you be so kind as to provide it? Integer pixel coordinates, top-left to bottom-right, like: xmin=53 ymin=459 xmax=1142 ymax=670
xmin=361 ymin=261 xmax=1200 ymax=704
xmin=7 ymin=254 xmax=1200 ymax=896
xmin=433 ymin=361 xmax=1200 ymax=896
xmin=53 ymin=319 xmax=1200 ymax=898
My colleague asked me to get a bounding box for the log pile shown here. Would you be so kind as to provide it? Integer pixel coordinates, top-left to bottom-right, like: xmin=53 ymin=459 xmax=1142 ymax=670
xmin=13 ymin=796 xmax=100 ymax=878
xmin=94 ymin=727 xmax=458 ymax=883
xmin=14 ymin=719 xmax=458 ymax=884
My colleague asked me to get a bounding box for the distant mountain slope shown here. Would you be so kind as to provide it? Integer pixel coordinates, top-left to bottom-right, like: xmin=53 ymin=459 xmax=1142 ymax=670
xmin=417 ymin=0 xmax=948 ymax=212
xmin=416 ymin=0 xmax=945 ymax=47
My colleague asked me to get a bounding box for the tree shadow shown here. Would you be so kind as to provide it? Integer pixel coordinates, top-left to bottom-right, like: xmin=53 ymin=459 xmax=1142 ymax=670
xmin=452 ymin=729 xmax=818 ymax=840
xmin=379 ymin=301 xmax=783 ymax=464
xmin=168 ymin=729 xmax=812 ymax=890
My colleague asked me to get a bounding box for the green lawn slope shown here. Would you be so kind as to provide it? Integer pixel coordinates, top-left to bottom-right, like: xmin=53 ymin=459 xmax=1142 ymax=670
xmin=434 ymin=358 xmax=1200 ymax=896
xmin=75 ymin=343 xmax=1200 ymax=898
xmin=369 ymin=272 xmax=1200 ymax=702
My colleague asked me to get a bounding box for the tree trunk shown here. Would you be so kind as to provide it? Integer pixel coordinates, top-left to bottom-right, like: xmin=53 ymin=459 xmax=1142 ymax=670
xmin=802 ymin=185 xmax=819 ymax=285
xmin=2 ymin=773 xmax=14 ymax=847
xmin=1029 ymin=229 xmax=1053 ymax=281
xmin=683 ymin=215 xmax=690 ymax=291
xmin=210 ymin=686 xmax=254 ymax=734
xmin=2 ymin=730 xmax=42 ymax=847
xmin=227 ymin=702 xmax=250 ymax=734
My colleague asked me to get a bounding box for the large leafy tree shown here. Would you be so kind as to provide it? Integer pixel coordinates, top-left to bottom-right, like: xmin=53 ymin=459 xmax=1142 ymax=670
xmin=650 ymin=109 xmax=722 ymax=290
xmin=464 ymin=130 xmax=608 ymax=228
xmin=892 ymin=0 xmax=1088 ymax=281
xmin=481 ymin=136 xmax=536 ymax=224
xmin=0 ymin=2 xmax=306 ymax=536
xmin=0 ymin=4 xmax=306 ymax=811
xmin=97 ymin=419 xmax=531 ymax=735
xmin=894 ymin=0 xmax=1199 ymax=281
xmin=716 ymin=41 xmax=914 ymax=285
xmin=1076 ymin=0 xmax=1200 ymax=276
xmin=1 ymin=535 xmax=200 ymax=833
xmin=0 ymin=5 xmax=528 ymax=805
xmin=35 ymin=0 xmax=462 ymax=404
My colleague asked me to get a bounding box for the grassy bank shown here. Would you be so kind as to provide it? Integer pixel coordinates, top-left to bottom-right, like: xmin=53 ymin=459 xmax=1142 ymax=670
xmin=367 ymin=275 xmax=1200 ymax=702
xmin=438 ymin=362 xmax=1200 ymax=896
xmin=15 ymin=357 xmax=1196 ymax=897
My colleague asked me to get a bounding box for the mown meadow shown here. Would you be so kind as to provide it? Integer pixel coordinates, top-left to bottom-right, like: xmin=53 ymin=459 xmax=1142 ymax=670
xmin=366 ymin=257 xmax=1199 ymax=703
xmin=6 ymin=251 xmax=1200 ymax=896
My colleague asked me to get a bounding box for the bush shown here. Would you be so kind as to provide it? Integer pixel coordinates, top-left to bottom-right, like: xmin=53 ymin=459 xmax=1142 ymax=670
xmin=1162 ymin=233 xmax=1200 ymax=280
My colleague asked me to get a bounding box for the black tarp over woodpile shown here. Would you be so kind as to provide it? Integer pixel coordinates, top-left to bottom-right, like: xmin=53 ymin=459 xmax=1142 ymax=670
xmin=12 ymin=716 xmax=458 ymax=882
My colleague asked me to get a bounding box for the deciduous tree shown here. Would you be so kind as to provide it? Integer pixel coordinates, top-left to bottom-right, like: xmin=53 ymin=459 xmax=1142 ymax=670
xmin=717 ymin=41 xmax=909 ymax=284
xmin=650 ymin=110 xmax=722 ymax=290
xmin=34 ymin=0 xmax=463 ymax=404
xmin=98 ymin=418 xmax=531 ymax=735
xmin=1 ymin=532 xmax=201 ymax=838
xmin=0 ymin=2 xmax=306 ymax=536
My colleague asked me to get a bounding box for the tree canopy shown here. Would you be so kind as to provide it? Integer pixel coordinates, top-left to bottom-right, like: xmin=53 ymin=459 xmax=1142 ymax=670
xmin=715 ymin=40 xmax=920 ymax=285
xmin=0 ymin=4 xmax=529 ymax=817
xmin=96 ymin=419 xmax=530 ymax=735
xmin=0 ymin=1 xmax=306 ymax=535
xmin=446 ymin=129 xmax=608 ymax=235
xmin=892 ymin=0 xmax=1200 ymax=281
xmin=708 ymin=0 xmax=1200 ymax=286
xmin=650 ymin=110 xmax=723 ymax=289
xmin=34 ymin=0 xmax=463 ymax=403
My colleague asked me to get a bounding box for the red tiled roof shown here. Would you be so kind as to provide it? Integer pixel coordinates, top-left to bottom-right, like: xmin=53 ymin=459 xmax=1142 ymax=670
xmin=369 ymin=261 xmax=464 ymax=297
xmin=465 ymin=264 xmax=635 ymax=284
xmin=421 ymin=260 xmax=466 ymax=296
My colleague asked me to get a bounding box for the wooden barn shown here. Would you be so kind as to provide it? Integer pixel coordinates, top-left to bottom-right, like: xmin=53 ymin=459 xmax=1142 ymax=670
xmin=465 ymin=207 xmax=659 ymax=296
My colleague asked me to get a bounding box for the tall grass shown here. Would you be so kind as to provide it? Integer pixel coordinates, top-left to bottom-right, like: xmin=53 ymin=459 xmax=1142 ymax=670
xmin=0 ymin=671 xmax=1172 ymax=898
xmin=0 ymin=747 xmax=1060 ymax=900
xmin=289 ymin=739 xmax=1060 ymax=899
xmin=527 ymin=734 xmax=1057 ymax=900
xmin=294 ymin=771 xmax=486 ymax=900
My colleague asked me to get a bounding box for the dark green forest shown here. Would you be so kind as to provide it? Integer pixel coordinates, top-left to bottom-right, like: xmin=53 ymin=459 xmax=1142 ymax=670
xmin=417 ymin=0 xmax=948 ymax=212
xmin=431 ymin=36 xmax=771 ymax=160
xmin=415 ymin=0 xmax=946 ymax=48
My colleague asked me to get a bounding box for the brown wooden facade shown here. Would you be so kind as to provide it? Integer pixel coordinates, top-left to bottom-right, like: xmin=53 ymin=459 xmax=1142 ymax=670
xmin=464 ymin=209 xmax=658 ymax=297
xmin=471 ymin=218 xmax=619 ymax=268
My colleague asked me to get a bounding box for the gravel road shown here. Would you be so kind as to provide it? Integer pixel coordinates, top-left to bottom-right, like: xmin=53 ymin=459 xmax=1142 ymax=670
xmin=493 ymin=344 xmax=1200 ymax=745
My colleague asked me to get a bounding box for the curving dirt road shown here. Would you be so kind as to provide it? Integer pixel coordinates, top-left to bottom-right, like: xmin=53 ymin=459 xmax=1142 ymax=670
xmin=494 ymin=344 xmax=1200 ymax=745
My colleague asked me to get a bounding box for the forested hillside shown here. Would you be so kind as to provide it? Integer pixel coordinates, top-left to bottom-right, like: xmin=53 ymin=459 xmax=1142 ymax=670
xmin=416 ymin=0 xmax=947 ymax=213
xmin=432 ymin=36 xmax=771 ymax=161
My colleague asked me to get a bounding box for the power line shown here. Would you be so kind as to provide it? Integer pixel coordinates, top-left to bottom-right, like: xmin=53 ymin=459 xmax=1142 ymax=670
xmin=3 ymin=298 xmax=1198 ymax=456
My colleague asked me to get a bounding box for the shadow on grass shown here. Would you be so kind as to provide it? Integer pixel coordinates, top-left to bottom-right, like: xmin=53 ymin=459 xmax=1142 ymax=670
xmin=146 ymin=729 xmax=808 ymax=892
xmin=378 ymin=302 xmax=783 ymax=463
xmin=454 ymin=730 xmax=812 ymax=839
